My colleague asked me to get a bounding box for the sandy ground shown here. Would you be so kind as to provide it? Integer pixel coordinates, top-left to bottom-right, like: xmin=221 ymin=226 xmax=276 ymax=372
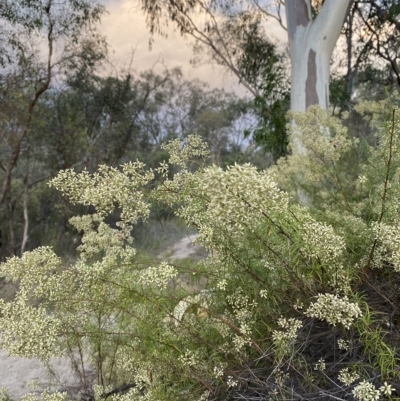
xmin=0 ymin=233 xmax=205 ymax=400
xmin=0 ymin=351 xmax=95 ymax=399
xmin=168 ymin=233 xmax=201 ymax=259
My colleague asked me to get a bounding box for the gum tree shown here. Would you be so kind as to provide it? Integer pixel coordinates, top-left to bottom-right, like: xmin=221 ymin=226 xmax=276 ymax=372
xmin=138 ymin=0 xmax=353 ymax=115
xmin=0 ymin=0 xmax=104 ymax=256
xmin=285 ymin=0 xmax=352 ymax=112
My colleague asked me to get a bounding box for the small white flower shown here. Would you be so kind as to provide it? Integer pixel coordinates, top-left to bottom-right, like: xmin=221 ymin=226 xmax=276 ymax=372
xmin=337 ymin=338 xmax=350 ymax=350
xmin=275 ymin=370 xmax=289 ymax=387
xmin=314 ymin=358 xmax=326 ymax=371
xmin=293 ymin=299 xmax=304 ymax=310
xmin=198 ymin=390 xmax=210 ymax=401
xmin=227 ymin=375 xmax=238 ymax=388
xmin=217 ymin=279 xmax=228 ymax=290
xmin=358 ymin=175 xmax=367 ymax=185
xmin=380 ymin=382 xmax=394 ymax=396
xmin=213 ymin=366 xmax=224 ymax=378
xmin=272 ymin=317 xmax=302 ymax=348
xmin=139 ymin=261 xmax=178 ymax=290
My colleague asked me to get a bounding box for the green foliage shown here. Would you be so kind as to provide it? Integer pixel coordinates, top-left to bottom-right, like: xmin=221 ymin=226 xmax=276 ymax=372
xmin=3 ymin=103 xmax=400 ymax=400
xmin=220 ymin=12 xmax=290 ymax=159
xmin=249 ymin=90 xmax=290 ymax=160
xmin=0 ymin=0 xmax=104 ymax=68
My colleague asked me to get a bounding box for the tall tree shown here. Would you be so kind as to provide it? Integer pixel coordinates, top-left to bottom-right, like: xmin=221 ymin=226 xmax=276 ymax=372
xmin=343 ymin=1 xmax=400 ymax=96
xmin=139 ymin=0 xmax=352 ymax=112
xmin=0 ymin=0 xmax=104 ymax=256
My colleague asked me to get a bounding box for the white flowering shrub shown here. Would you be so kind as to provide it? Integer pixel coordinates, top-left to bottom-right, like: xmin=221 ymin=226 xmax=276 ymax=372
xmin=1 ymin=103 xmax=400 ymax=401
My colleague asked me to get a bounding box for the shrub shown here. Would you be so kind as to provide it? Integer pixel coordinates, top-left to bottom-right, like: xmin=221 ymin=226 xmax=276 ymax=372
xmin=1 ymin=104 xmax=400 ymax=400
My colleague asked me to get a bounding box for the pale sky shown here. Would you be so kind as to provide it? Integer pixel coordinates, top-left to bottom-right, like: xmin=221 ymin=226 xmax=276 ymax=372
xmin=99 ymin=0 xmax=287 ymax=97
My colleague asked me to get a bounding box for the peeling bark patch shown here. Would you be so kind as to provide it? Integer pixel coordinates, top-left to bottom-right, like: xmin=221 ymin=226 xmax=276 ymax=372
xmin=295 ymin=0 xmax=309 ymax=27
xmin=306 ymin=49 xmax=319 ymax=108
xmin=326 ymin=84 xmax=329 ymax=108
xmin=287 ymin=0 xmax=310 ymax=39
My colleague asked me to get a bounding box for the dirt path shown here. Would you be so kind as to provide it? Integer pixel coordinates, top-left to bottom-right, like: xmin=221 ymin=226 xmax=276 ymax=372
xmin=167 ymin=233 xmax=201 ymax=259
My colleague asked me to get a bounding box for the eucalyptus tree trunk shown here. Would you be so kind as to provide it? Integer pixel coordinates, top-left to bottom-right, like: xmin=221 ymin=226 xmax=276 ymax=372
xmin=285 ymin=0 xmax=352 ymax=201
xmin=286 ymin=0 xmax=352 ymax=116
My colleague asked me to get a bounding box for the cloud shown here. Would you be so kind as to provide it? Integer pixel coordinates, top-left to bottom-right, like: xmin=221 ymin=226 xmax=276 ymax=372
xmin=99 ymin=0 xmax=287 ymax=96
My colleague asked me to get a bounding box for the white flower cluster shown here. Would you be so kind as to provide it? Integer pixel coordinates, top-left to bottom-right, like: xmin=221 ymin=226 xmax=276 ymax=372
xmin=139 ymin=262 xmax=178 ymax=290
xmin=227 ymin=290 xmax=256 ymax=352
xmin=293 ymin=299 xmax=304 ymax=310
xmin=337 ymin=339 xmax=350 ymax=350
xmin=161 ymin=134 xmax=210 ymax=168
xmin=274 ymin=370 xmax=289 ymax=387
xmin=314 ymin=358 xmax=326 ymax=371
xmin=213 ymin=365 xmax=224 ymax=378
xmin=272 ymin=317 xmax=302 ymax=350
xmin=49 ymin=161 xmax=153 ymax=224
xmin=380 ymin=382 xmax=395 ymax=396
xmin=179 ymin=349 xmax=200 ymax=368
xmin=195 ymin=163 xmax=289 ymax=235
xmin=273 ymin=106 xmax=352 ymax=194
xmin=337 ymin=368 xmax=359 ymax=386
xmin=20 ymin=390 xmax=69 ymax=401
xmin=372 ymin=221 xmax=400 ymax=271
xmin=114 ymin=345 xmax=139 ymax=374
xmin=0 ymin=295 xmax=61 ymax=360
xmin=0 ymin=388 xmax=10 ymax=401
xmin=197 ymin=390 xmax=211 ymax=401
xmin=262 ymin=259 xmax=275 ymax=270
xmin=305 ymin=294 xmax=362 ymax=329
xmin=227 ymin=375 xmax=238 ymax=388
xmin=358 ymin=175 xmax=368 ymax=185
xmin=301 ymin=220 xmax=345 ymax=264
xmin=0 ymin=246 xmax=64 ymax=301
xmin=291 ymin=106 xmax=352 ymax=163
xmin=352 ymin=381 xmax=381 ymax=401
xmin=70 ymin=214 xmax=136 ymax=263
xmin=232 ymin=332 xmax=251 ymax=353
xmin=216 ymin=279 xmax=228 ymax=290
xmin=0 ymin=226 xmax=138 ymax=362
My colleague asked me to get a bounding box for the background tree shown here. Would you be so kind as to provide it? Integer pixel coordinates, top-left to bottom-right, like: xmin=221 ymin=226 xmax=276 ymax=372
xmin=140 ymin=0 xmax=292 ymax=157
xmin=339 ymin=1 xmax=400 ymax=103
xmin=0 ymin=0 xmax=105 ymax=257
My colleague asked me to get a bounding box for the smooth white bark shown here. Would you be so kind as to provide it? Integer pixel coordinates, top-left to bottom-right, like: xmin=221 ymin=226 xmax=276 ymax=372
xmin=286 ymin=0 xmax=352 ymax=113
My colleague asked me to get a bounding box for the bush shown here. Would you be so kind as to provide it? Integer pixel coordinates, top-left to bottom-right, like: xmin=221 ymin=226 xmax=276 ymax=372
xmin=1 ymin=104 xmax=400 ymax=401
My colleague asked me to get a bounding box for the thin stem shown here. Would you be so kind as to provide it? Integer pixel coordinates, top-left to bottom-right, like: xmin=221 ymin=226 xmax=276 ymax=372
xmin=354 ymin=108 xmax=396 ymax=290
